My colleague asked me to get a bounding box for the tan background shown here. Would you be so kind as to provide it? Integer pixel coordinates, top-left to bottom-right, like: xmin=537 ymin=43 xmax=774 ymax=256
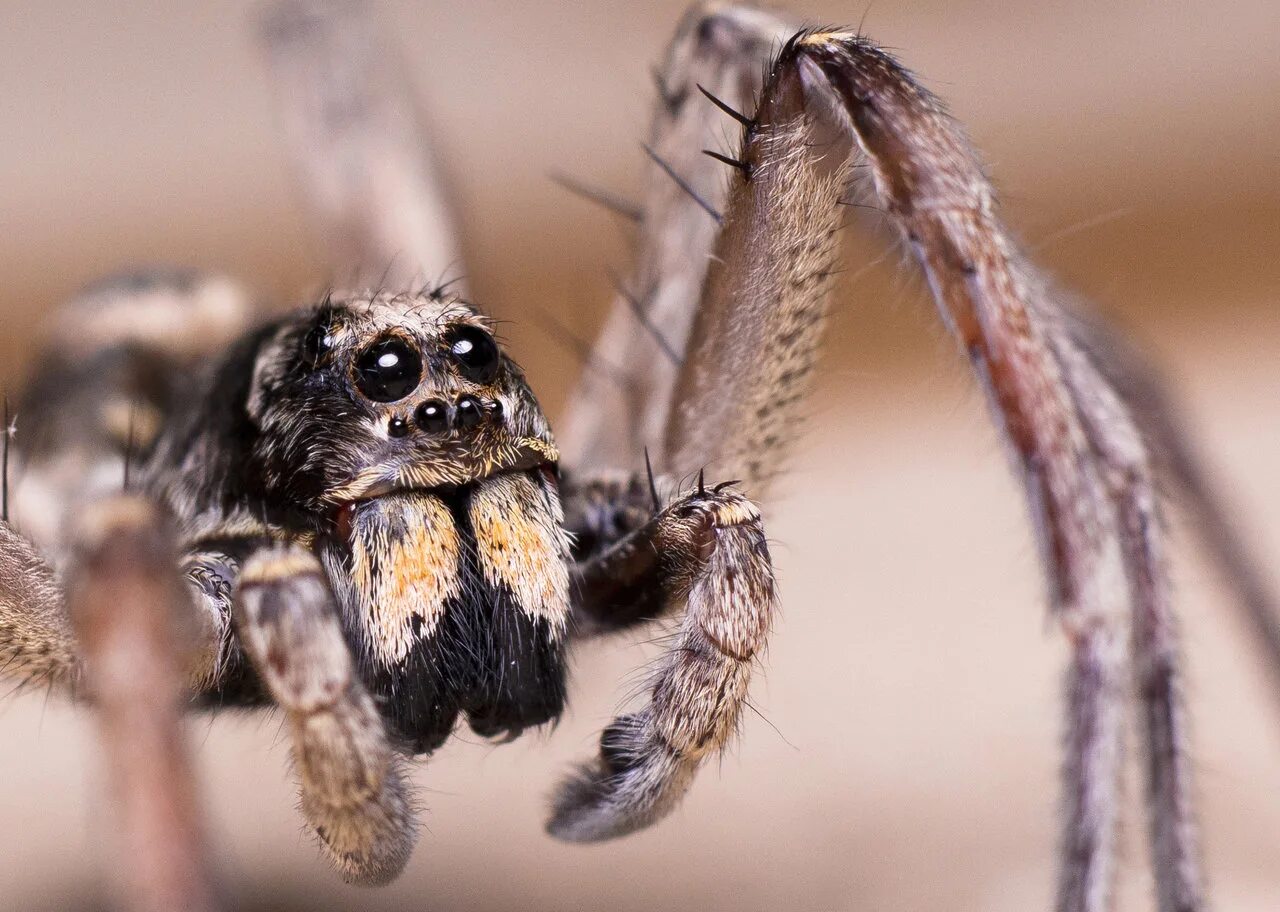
xmin=1 ymin=0 xmax=1278 ymax=909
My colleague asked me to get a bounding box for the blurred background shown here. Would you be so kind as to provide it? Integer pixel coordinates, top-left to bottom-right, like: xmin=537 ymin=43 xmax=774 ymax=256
xmin=1 ymin=0 xmax=1277 ymax=909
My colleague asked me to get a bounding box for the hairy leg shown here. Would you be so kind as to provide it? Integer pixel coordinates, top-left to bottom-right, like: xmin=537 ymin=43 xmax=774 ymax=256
xmin=235 ymin=543 xmax=418 ymax=885
xmin=559 ymin=2 xmax=793 ymax=471
xmin=1067 ymin=305 xmax=1280 ymax=711
xmin=0 ymin=519 xmax=76 ymax=688
xmin=66 ymin=495 xmax=221 ymax=912
xmin=692 ymin=32 xmax=1194 ymax=912
xmin=549 ymin=483 xmax=775 ymax=841
xmin=260 ymin=0 xmax=466 ymax=292
xmin=1054 ymin=328 xmax=1202 ymax=912
xmin=564 ymin=9 xmax=1207 ymax=909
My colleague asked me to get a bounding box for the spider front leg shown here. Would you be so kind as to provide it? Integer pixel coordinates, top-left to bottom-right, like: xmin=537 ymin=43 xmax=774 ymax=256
xmin=675 ymin=30 xmax=1198 ymax=912
xmin=549 ymin=482 xmax=775 ymax=841
xmin=568 ymin=7 xmax=1212 ymax=908
xmin=234 ymin=543 xmax=418 ymax=885
xmin=65 ymin=495 xmax=222 ymax=912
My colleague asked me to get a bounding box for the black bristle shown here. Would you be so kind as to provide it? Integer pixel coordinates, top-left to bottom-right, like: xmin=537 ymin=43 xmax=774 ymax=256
xmin=642 ymin=144 xmax=722 ymax=224
xmin=702 ymin=149 xmax=751 ymax=175
xmin=644 ymin=448 xmax=661 ymax=514
xmin=550 ymin=171 xmax=643 ymax=223
xmin=696 ymin=83 xmax=754 ymax=128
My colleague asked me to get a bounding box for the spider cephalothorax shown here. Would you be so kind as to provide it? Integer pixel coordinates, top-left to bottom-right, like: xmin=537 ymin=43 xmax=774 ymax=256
xmin=146 ymin=290 xmax=570 ymax=750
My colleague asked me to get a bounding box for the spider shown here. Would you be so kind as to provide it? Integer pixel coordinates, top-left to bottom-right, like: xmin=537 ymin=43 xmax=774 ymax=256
xmin=0 ymin=2 xmax=1274 ymax=911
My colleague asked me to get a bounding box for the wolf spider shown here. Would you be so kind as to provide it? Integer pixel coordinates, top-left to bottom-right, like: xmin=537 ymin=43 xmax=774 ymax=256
xmin=0 ymin=2 xmax=1274 ymax=911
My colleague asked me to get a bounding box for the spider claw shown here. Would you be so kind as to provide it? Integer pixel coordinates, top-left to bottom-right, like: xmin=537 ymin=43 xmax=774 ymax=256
xmin=712 ymin=479 xmax=741 ymax=493
xmin=697 ymin=468 xmax=706 ymax=495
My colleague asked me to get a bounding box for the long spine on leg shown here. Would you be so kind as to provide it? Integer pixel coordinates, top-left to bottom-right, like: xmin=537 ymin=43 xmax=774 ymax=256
xmin=236 ymin=544 xmax=417 ymax=886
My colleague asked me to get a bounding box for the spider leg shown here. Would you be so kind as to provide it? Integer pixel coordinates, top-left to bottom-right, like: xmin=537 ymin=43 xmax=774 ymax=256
xmin=0 ymin=518 xmax=77 ymax=688
xmin=235 ymin=542 xmax=418 ymax=886
xmin=670 ymin=31 xmax=1197 ymax=912
xmin=590 ymin=15 xmax=1206 ymax=909
xmin=65 ymin=494 xmax=220 ymax=912
xmin=548 ymin=485 xmax=775 ymax=841
xmin=260 ymin=0 xmax=466 ymax=292
xmin=1067 ymin=305 xmax=1280 ymax=709
xmin=559 ymin=3 xmax=792 ymax=471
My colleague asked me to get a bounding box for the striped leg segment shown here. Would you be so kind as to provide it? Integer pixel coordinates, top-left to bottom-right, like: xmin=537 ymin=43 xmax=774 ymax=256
xmin=235 ymin=544 xmax=418 ymax=886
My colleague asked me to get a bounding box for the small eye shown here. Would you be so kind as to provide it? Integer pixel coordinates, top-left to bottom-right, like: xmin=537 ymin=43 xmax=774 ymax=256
xmin=455 ymin=395 xmax=483 ymax=429
xmin=355 ymin=337 xmax=423 ymax=402
xmin=415 ymin=399 xmax=450 ymax=433
xmin=443 ymin=325 xmax=500 ymax=384
xmin=302 ymin=321 xmax=336 ymax=369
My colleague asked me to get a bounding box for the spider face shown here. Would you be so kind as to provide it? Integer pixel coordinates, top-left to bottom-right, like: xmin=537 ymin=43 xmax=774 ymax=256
xmin=257 ymin=294 xmax=569 ymax=750
xmin=142 ymin=289 xmax=571 ymax=751
xmin=244 ymin=290 xmax=559 ymax=517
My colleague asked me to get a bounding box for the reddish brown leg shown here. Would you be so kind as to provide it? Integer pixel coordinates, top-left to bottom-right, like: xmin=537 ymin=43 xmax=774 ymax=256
xmin=66 ymin=495 xmax=221 ymax=912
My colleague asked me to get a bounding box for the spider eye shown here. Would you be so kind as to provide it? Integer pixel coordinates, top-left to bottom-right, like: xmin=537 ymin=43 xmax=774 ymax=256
xmin=302 ymin=321 xmax=336 ymax=369
xmin=444 ymin=325 xmax=500 ymax=384
xmin=355 ymin=337 xmax=423 ymax=402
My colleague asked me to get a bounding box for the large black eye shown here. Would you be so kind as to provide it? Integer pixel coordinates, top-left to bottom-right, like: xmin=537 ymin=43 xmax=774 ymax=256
xmin=444 ymin=325 xmax=500 ymax=384
xmin=355 ymin=337 xmax=423 ymax=402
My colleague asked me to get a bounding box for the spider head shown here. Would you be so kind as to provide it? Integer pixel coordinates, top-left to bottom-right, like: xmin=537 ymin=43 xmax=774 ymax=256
xmin=240 ymin=290 xmax=568 ymax=750
xmin=246 ymin=289 xmax=557 ymax=515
